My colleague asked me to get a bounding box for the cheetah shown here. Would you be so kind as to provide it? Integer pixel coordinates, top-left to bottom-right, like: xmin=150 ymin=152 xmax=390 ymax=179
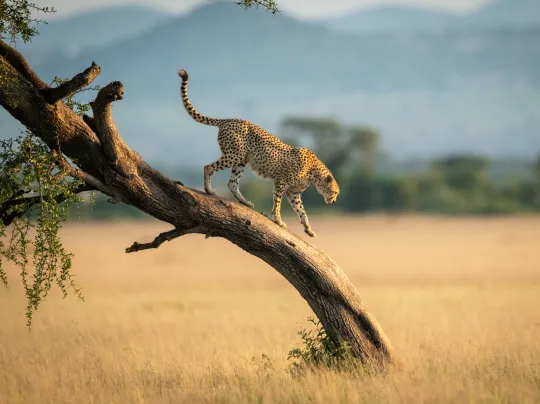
xmin=177 ymin=69 xmax=340 ymax=237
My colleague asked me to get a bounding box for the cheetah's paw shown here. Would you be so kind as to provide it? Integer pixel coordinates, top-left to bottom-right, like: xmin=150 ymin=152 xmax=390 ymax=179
xmin=304 ymin=228 xmax=316 ymax=238
xmin=274 ymin=220 xmax=288 ymax=230
xmin=241 ymin=200 xmax=255 ymax=209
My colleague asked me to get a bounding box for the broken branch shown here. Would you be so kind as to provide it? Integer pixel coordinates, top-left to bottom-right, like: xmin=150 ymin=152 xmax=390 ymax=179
xmin=41 ymin=62 xmax=101 ymax=104
xmin=90 ymin=81 xmax=139 ymax=176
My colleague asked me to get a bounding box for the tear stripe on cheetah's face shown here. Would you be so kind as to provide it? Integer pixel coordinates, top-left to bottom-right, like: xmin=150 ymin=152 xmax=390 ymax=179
xmin=177 ymin=69 xmax=340 ymax=237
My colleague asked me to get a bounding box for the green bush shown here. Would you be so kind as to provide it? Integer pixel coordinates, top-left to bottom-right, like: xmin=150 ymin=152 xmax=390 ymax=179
xmin=288 ymin=317 xmax=355 ymax=375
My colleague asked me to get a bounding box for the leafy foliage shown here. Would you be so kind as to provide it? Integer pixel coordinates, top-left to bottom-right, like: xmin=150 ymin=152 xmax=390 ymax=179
xmin=234 ymin=0 xmax=280 ymax=14
xmin=0 ymin=0 xmax=55 ymax=43
xmin=0 ymin=132 xmax=86 ymax=327
xmin=288 ymin=317 xmax=355 ymax=375
xmin=0 ymin=77 xmax=101 ymax=327
xmin=50 ymin=76 xmax=102 ymax=116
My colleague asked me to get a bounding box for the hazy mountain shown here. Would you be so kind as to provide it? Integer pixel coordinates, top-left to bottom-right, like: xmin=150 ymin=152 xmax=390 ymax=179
xmin=324 ymin=0 xmax=540 ymax=35
xmin=14 ymin=5 xmax=171 ymax=65
xmin=2 ymin=2 xmax=539 ymax=165
xmin=324 ymin=6 xmax=458 ymax=34
xmin=459 ymin=0 xmax=540 ymax=30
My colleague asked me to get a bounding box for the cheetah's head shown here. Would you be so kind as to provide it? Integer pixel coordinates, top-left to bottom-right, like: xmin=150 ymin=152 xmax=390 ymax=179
xmin=315 ymin=173 xmax=340 ymax=204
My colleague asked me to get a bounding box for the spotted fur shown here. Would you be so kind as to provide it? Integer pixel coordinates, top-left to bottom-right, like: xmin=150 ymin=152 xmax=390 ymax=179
xmin=177 ymin=69 xmax=340 ymax=237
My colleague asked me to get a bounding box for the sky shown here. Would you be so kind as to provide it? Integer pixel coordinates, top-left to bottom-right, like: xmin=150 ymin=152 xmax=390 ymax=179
xmin=35 ymin=0 xmax=495 ymax=20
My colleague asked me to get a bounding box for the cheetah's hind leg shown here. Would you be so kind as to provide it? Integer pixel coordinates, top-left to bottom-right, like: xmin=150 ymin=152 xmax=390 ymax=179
xmin=228 ymin=164 xmax=255 ymax=208
xmin=271 ymin=182 xmax=288 ymax=229
xmin=204 ymin=157 xmax=231 ymax=196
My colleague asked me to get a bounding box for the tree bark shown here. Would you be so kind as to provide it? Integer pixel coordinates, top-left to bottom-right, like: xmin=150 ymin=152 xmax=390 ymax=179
xmin=0 ymin=40 xmax=394 ymax=366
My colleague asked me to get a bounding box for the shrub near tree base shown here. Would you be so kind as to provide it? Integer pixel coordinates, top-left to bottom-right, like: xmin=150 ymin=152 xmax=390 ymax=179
xmin=288 ymin=317 xmax=357 ymax=375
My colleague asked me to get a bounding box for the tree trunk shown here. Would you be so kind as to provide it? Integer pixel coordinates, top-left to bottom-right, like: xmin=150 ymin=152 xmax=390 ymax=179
xmin=0 ymin=41 xmax=394 ymax=366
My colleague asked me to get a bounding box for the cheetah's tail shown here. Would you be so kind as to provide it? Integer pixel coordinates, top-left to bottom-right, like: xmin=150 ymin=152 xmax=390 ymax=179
xmin=177 ymin=69 xmax=221 ymax=127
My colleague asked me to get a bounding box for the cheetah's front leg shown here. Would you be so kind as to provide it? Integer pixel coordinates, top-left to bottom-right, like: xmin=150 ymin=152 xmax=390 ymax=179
xmin=286 ymin=190 xmax=316 ymax=237
xmin=271 ymin=182 xmax=287 ymax=229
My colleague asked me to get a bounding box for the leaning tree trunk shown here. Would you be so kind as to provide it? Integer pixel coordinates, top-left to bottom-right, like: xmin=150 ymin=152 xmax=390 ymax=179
xmin=0 ymin=40 xmax=394 ymax=366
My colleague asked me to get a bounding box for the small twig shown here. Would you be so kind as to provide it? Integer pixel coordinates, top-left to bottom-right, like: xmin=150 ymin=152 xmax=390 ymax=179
xmin=0 ymin=189 xmax=27 ymax=223
xmin=41 ymin=62 xmax=101 ymax=104
xmin=125 ymin=226 xmax=204 ymax=253
xmin=1 ymin=189 xmax=26 ymax=206
xmin=46 ymin=161 xmax=67 ymax=183
xmin=234 ymin=0 xmax=281 ymax=14
xmin=204 ymin=229 xmax=219 ymax=239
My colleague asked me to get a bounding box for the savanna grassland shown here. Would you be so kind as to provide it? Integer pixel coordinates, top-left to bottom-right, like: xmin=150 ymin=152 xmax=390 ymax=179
xmin=1 ymin=216 xmax=540 ymax=403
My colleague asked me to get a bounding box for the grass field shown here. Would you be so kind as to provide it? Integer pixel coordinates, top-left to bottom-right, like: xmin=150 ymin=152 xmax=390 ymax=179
xmin=1 ymin=216 xmax=540 ymax=403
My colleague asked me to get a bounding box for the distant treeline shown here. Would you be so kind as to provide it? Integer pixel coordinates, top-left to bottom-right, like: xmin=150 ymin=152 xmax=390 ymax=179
xmin=73 ymin=117 xmax=540 ymax=220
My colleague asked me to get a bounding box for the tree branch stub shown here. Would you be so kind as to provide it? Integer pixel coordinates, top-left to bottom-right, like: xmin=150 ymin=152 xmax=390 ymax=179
xmin=41 ymin=61 xmax=101 ymax=104
xmin=90 ymin=81 xmax=139 ymax=177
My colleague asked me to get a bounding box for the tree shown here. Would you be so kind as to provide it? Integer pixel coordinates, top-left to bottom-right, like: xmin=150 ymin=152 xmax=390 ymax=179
xmin=534 ymin=153 xmax=540 ymax=182
xmin=533 ymin=153 xmax=540 ymax=209
xmin=280 ymin=116 xmax=347 ymax=176
xmin=281 ymin=118 xmax=382 ymax=213
xmin=348 ymin=126 xmax=380 ymax=179
xmin=280 ymin=116 xmax=381 ymax=180
xmin=431 ymin=155 xmax=491 ymax=191
xmin=0 ymin=1 xmax=394 ymax=366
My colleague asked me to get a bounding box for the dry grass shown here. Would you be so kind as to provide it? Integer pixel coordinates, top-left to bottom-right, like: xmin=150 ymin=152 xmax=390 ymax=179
xmin=1 ymin=215 xmax=540 ymax=403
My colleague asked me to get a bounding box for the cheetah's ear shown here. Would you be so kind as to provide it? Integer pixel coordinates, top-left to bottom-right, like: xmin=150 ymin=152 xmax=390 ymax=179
xmin=326 ymin=175 xmax=333 ymax=183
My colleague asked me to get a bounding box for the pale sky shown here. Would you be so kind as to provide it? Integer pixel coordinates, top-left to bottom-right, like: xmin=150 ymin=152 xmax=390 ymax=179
xmin=35 ymin=0 xmax=495 ymax=20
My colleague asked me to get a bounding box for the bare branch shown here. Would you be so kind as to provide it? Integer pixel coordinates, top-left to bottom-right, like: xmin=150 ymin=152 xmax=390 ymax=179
xmin=52 ymin=150 xmax=125 ymax=204
xmin=0 ymin=183 xmax=94 ymax=226
xmin=126 ymin=226 xmax=205 ymax=253
xmin=0 ymin=39 xmax=48 ymax=89
xmin=41 ymin=62 xmax=101 ymax=104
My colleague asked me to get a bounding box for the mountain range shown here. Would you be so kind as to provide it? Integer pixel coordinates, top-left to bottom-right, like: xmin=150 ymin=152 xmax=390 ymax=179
xmin=324 ymin=0 xmax=540 ymax=34
xmin=16 ymin=5 xmax=170 ymax=66
xmin=1 ymin=0 xmax=539 ymax=166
